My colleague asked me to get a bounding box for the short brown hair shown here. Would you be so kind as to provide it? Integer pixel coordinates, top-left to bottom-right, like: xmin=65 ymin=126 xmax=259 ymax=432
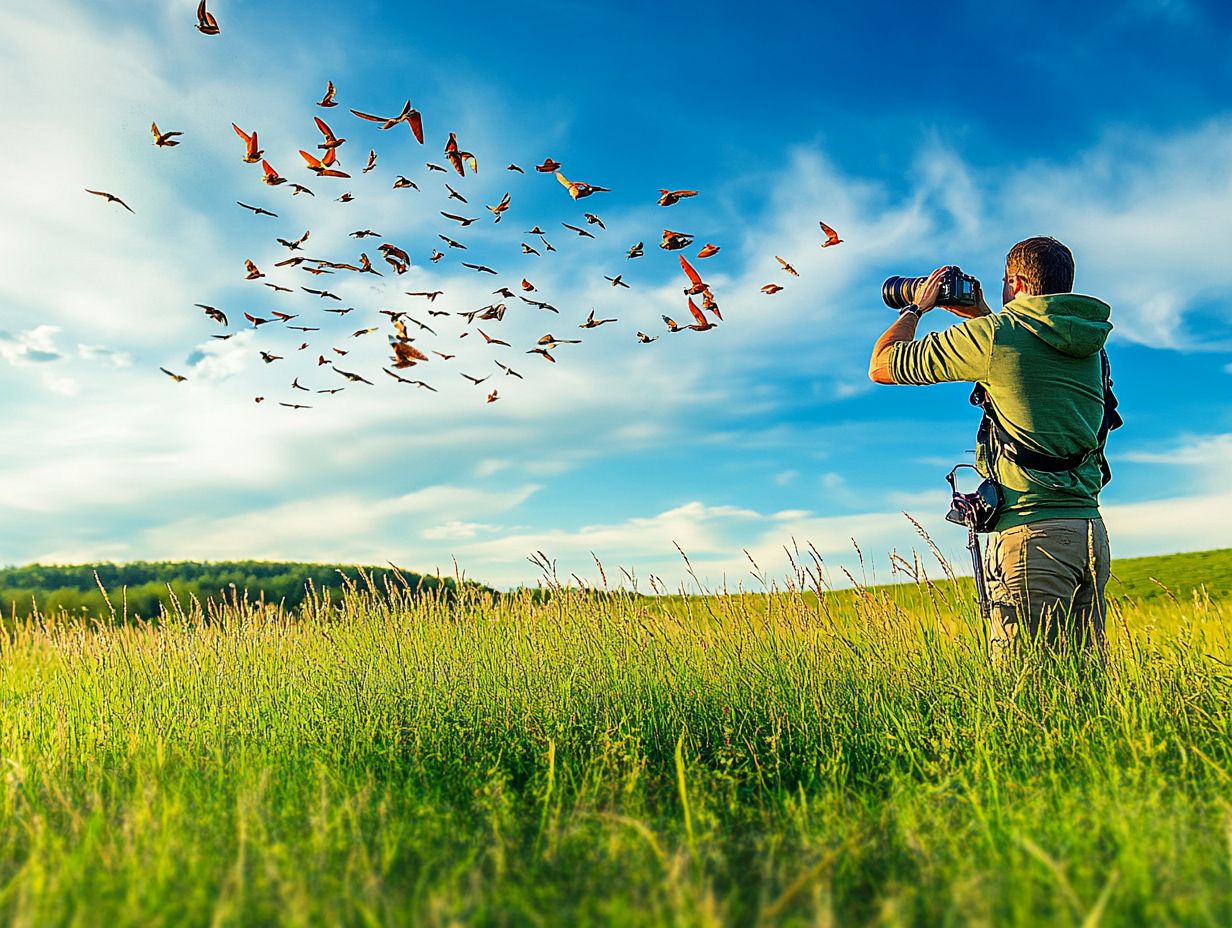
xmin=1006 ymin=236 xmax=1075 ymax=294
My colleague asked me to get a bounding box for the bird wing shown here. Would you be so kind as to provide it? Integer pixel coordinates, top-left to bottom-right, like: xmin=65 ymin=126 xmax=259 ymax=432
xmin=679 ymin=255 xmax=704 ymax=287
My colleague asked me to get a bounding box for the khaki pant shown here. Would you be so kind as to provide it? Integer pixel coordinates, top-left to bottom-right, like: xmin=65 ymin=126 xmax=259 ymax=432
xmin=984 ymin=517 xmax=1110 ymax=656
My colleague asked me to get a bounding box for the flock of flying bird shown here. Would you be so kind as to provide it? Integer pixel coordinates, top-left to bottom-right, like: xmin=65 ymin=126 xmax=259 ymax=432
xmin=83 ymin=0 xmax=845 ymax=410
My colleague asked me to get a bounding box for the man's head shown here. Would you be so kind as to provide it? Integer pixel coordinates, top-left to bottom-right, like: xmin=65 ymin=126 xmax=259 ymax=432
xmin=1003 ymin=236 xmax=1074 ymax=303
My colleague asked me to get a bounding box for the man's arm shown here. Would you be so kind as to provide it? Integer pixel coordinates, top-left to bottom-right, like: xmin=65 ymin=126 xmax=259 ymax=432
xmin=868 ymin=267 xmax=994 ymax=384
xmin=868 ymin=312 xmax=920 ymax=384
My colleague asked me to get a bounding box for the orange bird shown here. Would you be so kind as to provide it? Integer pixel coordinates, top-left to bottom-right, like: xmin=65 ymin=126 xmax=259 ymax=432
xmin=313 ymin=116 xmax=346 ymax=150
xmin=658 ymin=189 xmax=698 ymax=207
xmin=776 ymin=256 xmax=799 ymax=277
xmin=299 ymin=148 xmax=350 ymax=178
xmin=761 ymin=283 xmax=784 ymax=295
xmin=232 ymin=124 xmax=263 ymax=163
xmin=350 ymin=100 xmax=424 ymax=143
xmin=697 ymin=243 xmax=720 ymax=258
xmin=150 ymin=122 xmax=183 ymax=147
xmin=535 ymin=158 xmax=562 ymax=173
xmin=819 ymin=220 xmax=843 ymax=247
xmin=195 ymin=0 xmax=220 ymax=35
xmin=261 ymin=160 xmax=286 ymax=185
xmin=444 ymin=132 xmax=478 ymax=176
xmin=556 ymin=171 xmax=609 ymax=200
xmin=685 ymin=296 xmax=716 ymax=331
xmin=318 ymin=81 xmax=338 ymax=107
xmin=486 ymin=390 xmax=499 ymax=404
xmin=679 ymin=255 xmax=709 ymax=295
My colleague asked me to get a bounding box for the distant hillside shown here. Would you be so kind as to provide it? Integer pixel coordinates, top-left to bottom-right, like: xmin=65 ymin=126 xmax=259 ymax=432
xmin=0 ymin=560 xmax=484 ymax=621
xmin=0 ymin=549 xmax=1226 ymax=622
xmin=1105 ymin=548 xmax=1232 ymax=602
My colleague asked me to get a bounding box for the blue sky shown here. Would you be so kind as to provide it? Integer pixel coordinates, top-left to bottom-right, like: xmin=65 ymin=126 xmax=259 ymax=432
xmin=0 ymin=0 xmax=1229 ymax=588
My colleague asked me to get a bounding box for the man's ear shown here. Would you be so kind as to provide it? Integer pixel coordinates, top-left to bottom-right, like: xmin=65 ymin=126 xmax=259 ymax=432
xmin=1009 ymin=274 xmax=1025 ymax=296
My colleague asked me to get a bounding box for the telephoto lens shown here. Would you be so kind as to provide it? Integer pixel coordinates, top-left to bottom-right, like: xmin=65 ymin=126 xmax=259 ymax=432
xmin=881 ymin=276 xmax=926 ymax=310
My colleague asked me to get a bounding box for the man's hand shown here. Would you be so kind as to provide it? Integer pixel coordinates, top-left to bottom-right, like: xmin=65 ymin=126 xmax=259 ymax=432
xmin=912 ymin=266 xmax=949 ymax=313
xmin=940 ymin=278 xmax=993 ymax=318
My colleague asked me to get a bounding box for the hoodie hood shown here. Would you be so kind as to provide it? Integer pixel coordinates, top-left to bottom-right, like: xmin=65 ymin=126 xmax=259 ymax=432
xmin=1003 ymin=293 xmax=1112 ymax=358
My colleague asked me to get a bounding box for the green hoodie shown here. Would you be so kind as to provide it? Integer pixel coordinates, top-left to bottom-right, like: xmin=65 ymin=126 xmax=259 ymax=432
xmin=888 ymin=293 xmax=1113 ymax=531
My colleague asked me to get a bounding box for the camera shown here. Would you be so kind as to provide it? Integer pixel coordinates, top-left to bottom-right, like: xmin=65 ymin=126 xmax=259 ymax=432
xmin=882 ymin=266 xmax=979 ymax=310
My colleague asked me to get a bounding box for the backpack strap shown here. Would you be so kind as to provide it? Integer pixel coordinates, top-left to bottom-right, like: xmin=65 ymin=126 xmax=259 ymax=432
xmin=969 ymin=348 xmax=1121 ymax=480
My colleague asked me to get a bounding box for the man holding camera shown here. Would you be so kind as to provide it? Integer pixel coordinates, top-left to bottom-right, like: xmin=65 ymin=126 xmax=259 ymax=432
xmin=868 ymin=236 xmax=1116 ymax=659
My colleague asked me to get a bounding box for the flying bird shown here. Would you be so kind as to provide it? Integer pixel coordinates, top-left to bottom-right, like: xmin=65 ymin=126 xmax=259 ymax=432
xmin=160 ymin=367 xmax=188 ymax=382
xmin=679 ymin=255 xmax=709 ymax=295
xmin=819 ymin=220 xmax=843 ymax=247
xmin=280 ymin=402 xmax=312 ymax=410
xmin=289 ymin=183 xmax=314 ymax=197
xmin=579 ymin=309 xmax=616 ymax=329
xmin=260 ymin=351 xmax=283 ymax=364
xmin=444 ymin=183 xmax=467 ymax=203
xmin=697 ymin=243 xmax=720 ymax=258
xmin=237 ymin=201 xmax=277 ymax=217
xmin=626 ymin=242 xmax=644 ymax=259
xmin=299 ymin=148 xmax=349 ymax=178
xmin=507 ymin=164 xmax=524 ymax=174
xmin=393 ymin=176 xmax=419 ymax=190
xmin=561 ymin=222 xmax=594 ymax=239
xmin=335 ymin=368 xmax=374 ymax=384
xmin=313 ymin=116 xmax=347 ymax=151
xmin=776 ymin=256 xmax=799 ymax=277
xmin=362 ymin=149 xmax=377 ymax=173
xmin=658 ymin=189 xmax=698 ymax=207
xmin=196 ymin=304 xmax=228 ymax=325
xmin=195 ymin=0 xmax=220 ymax=35
xmin=261 ymin=160 xmax=286 ymax=186
xmin=555 ymin=171 xmax=609 ymax=200
xmin=486 ymin=390 xmax=499 ymax=404
xmin=478 ymin=328 xmax=510 ymax=347
xmin=151 ymin=122 xmax=183 ymax=147
xmin=318 ymin=81 xmax=338 ymax=107
xmin=441 ymin=211 xmax=478 ymax=227
xmin=232 ymin=124 xmax=263 ymax=163
xmin=444 ymin=132 xmax=478 ymax=176
xmin=761 ymin=283 xmax=784 ymax=295
xmin=535 ymin=158 xmax=561 ymax=173
xmin=660 ymin=229 xmax=693 ymax=251
xmin=486 ymin=192 xmax=511 ymax=221
xmin=604 ymin=275 xmax=629 ymax=288
xmin=243 ymin=260 xmax=264 ymax=280
xmin=583 ymin=213 xmax=605 ymax=229
xmin=277 ymin=230 xmax=310 ymax=251
xmin=636 ymin=332 xmax=659 ymax=344
xmin=84 ymin=189 xmax=134 ymax=213
xmin=462 ymin=262 xmax=497 ymax=274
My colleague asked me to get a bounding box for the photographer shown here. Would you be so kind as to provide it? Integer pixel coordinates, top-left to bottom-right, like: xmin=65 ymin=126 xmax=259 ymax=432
xmin=868 ymin=237 xmax=1116 ymax=659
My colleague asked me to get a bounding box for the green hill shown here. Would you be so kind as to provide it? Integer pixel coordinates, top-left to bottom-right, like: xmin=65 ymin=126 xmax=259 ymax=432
xmin=0 ymin=548 xmax=1226 ymax=622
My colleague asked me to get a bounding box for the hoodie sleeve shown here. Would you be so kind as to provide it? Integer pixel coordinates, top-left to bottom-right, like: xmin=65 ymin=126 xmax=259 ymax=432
xmin=887 ymin=315 xmax=995 ymax=385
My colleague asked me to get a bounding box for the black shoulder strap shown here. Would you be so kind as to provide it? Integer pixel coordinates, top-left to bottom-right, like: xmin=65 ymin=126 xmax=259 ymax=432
xmin=970 ymin=348 xmax=1121 ymax=477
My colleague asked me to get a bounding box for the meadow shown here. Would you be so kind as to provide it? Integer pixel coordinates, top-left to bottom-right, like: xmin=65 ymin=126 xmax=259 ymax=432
xmin=0 ymin=551 xmax=1228 ymax=926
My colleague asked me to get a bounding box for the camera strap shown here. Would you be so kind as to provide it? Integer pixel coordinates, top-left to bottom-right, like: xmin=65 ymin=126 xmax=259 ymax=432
xmin=969 ymin=348 xmax=1121 ymax=483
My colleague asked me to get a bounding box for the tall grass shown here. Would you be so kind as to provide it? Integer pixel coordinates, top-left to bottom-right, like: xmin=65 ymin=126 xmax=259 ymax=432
xmin=0 ymin=558 xmax=1228 ymax=926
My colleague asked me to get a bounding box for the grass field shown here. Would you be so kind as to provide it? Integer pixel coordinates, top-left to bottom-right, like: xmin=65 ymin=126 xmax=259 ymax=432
xmin=0 ymin=551 xmax=1229 ymax=926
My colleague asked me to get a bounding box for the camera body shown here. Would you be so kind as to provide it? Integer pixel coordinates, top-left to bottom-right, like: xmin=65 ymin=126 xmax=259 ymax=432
xmin=882 ymin=266 xmax=979 ymax=310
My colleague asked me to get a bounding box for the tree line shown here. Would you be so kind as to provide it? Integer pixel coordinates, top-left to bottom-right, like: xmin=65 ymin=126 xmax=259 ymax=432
xmin=0 ymin=560 xmax=483 ymax=620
